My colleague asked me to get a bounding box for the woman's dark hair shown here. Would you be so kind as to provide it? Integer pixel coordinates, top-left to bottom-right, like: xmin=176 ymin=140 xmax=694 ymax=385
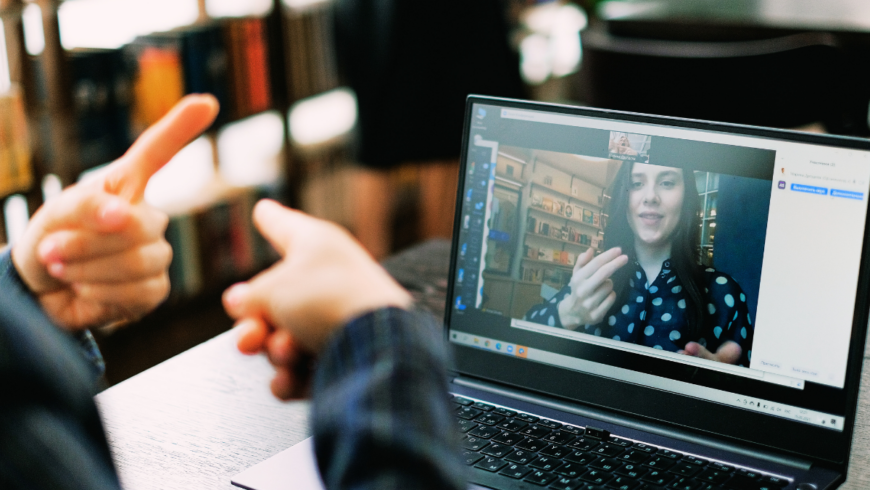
xmin=602 ymin=162 xmax=705 ymax=343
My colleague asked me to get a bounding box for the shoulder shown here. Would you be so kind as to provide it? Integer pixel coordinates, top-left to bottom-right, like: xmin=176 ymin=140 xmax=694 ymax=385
xmin=700 ymin=267 xmax=746 ymax=301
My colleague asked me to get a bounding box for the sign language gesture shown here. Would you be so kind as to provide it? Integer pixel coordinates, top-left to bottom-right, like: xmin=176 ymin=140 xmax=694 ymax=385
xmin=11 ymin=94 xmax=219 ymax=330
xmin=224 ymin=200 xmax=412 ymax=400
xmin=556 ymin=247 xmax=628 ymax=329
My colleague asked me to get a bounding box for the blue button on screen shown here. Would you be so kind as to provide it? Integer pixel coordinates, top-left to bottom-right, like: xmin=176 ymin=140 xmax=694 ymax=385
xmin=831 ymin=189 xmax=864 ymax=200
xmin=791 ymin=184 xmax=828 ymax=195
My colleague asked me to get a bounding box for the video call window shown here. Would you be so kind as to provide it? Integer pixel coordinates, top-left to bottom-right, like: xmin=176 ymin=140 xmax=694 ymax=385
xmin=480 ymin=134 xmax=772 ymax=370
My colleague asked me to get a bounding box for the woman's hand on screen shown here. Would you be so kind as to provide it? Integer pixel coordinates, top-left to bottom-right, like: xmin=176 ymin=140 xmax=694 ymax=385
xmin=557 ymin=247 xmax=628 ymax=329
xmin=679 ymin=340 xmax=742 ymax=364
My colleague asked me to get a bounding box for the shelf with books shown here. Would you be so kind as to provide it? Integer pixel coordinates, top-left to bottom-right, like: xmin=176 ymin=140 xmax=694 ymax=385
xmin=521 ymin=257 xmax=573 ymax=270
xmin=525 ymin=232 xmax=597 ymax=250
xmin=1 ymin=0 xmax=344 ymax=304
xmin=530 ymin=181 xmax=602 ymax=210
xmin=528 ymin=206 xmax=602 ymax=231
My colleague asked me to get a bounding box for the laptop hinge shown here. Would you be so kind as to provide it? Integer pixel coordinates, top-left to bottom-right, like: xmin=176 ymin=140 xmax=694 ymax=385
xmin=453 ymin=375 xmax=813 ymax=471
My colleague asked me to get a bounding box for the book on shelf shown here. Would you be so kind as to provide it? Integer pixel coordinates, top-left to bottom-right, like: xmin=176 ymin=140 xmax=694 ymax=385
xmin=0 ymin=88 xmax=33 ymax=198
xmin=582 ymin=209 xmax=594 ymax=224
xmin=68 ymin=48 xmax=133 ymax=173
xmin=129 ymin=22 xmax=232 ymax=132
xmin=282 ymin=4 xmax=339 ymax=103
xmin=128 ymin=35 xmax=185 ymax=133
xmin=223 ymin=17 xmax=273 ymax=121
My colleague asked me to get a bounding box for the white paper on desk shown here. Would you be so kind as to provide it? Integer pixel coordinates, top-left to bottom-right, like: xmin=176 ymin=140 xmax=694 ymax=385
xmin=231 ymin=437 xmax=326 ymax=490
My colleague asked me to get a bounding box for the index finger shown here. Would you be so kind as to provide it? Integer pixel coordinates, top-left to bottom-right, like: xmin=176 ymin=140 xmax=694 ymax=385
xmin=103 ymin=94 xmax=220 ymax=203
xmin=574 ymin=247 xmax=623 ymax=281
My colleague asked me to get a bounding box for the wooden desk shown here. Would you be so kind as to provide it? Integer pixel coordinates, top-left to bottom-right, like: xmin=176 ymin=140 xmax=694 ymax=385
xmin=96 ymin=240 xmax=870 ymax=489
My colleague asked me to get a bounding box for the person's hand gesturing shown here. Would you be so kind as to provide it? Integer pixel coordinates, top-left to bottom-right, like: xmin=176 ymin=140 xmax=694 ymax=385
xmin=556 ymin=247 xmax=628 ymax=329
xmin=12 ymin=94 xmax=219 ymax=330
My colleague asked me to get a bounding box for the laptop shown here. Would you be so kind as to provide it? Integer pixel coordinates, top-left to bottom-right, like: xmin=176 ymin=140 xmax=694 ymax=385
xmin=234 ymin=96 xmax=870 ymax=490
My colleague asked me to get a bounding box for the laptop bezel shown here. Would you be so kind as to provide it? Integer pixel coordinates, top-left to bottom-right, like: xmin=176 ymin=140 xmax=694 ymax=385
xmin=444 ymin=95 xmax=870 ymax=470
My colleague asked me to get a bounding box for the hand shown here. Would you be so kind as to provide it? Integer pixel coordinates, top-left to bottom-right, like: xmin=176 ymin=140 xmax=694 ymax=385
xmin=557 ymin=247 xmax=629 ymax=329
xmin=223 ymin=200 xmax=412 ymax=353
xmin=679 ymin=341 xmax=742 ymax=364
xmin=12 ymin=94 xmax=219 ymax=330
xmin=236 ymin=317 xmax=314 ymax=400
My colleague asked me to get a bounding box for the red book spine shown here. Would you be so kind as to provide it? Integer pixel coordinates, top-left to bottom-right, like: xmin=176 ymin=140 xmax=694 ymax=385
xmin=245 ymin=18 xmax=272 ymax=114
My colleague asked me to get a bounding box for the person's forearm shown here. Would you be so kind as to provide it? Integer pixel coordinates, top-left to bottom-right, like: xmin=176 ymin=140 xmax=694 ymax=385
xmin=311 ymin=307 xmax=466 ymax=490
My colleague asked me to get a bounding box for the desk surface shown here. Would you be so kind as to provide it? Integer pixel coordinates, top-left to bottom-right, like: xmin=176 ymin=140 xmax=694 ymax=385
xmin=96 ymin=240 xmax=870 ymax=489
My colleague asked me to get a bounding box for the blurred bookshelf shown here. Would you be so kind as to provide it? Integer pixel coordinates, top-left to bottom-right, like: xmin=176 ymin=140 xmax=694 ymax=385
xmin=0 ymin=0 xmax=360 ymax=384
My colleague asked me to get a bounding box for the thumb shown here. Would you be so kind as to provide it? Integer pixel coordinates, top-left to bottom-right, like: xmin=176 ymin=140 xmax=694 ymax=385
xmin=102 ymin=94 xmax=219 ymax=203
xmin=252 ymin=199 xmax=319 ymax=256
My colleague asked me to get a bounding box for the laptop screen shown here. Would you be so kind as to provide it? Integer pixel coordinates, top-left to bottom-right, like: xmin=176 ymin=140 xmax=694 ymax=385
xmin=448 ymin=100 xmax=870 ymax=435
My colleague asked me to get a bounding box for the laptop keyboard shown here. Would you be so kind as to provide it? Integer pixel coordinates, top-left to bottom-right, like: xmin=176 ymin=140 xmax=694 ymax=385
xmin=452 ymin=395 xmax=791 ymax=490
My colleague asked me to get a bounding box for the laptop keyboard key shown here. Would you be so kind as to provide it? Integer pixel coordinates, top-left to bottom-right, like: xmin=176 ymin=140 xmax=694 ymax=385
xmin=469 ymin=425 xmax=500 ymax=439
xmin=697 ymin=468 xmax=729 ymax=484
xmin=735 ymin=469 xmax=762 ymax=480
xmin=525 ymin=470 xmax=558 ymax=486
xmin=493 ymin=431 xmax=524 ymax=446
xmin=549 ymin=476 xmax=584 ymax=490
xmin=759 ymin=476 xmax=789 ymax=487
xmin=569 ymin=438 xmax=601 ymax=452
xmin=543 ymin=431 xmax=579 ymax=445
xmin=474 ymin=456 xmax=507 ymax=472
xmin=616 ymin=463 xmax=648 ymax=479
xmin=644 ymin=457 xmax=676 ymax=470
xmin=461 ymin=450 xmax=484 ymax=465
xmin=709 ymin=463 xmax=733 ymax=473
xmin=657 ymin=450 xmax=683 ymax=460
xmin=669 ymin=477 xmax=702 ymax=490
xmin=580 ymin=469 xmax=613 ymax=485
xmin=585 ymin=427 xmax=611 ymax=440
xmin=608 ymin=476 xmax=643 ymax=490
xmin=499 ymin=463 xmax=533 ymax=479
xmin=457 ymin=407 xmax=483 ymax=420
xmin=554 ymin=462 xmax=586 ymax=479
xmin=498 ymin=419 xmax=529 ymax=432
xmin=632 ymin=443 xmax=657 ymax=454
xmin=522 ymin=425 xmax=555 ymax=439
xmin=530 ymin=455 xmax=564 ymax=472
xmin=590 ymin=457 xmax=621 ymax=472
xmin=475 ymin=413 xmax=506 ymax=426
xmin=561 ymin=425 xmax=585 ymax=435
xmin=462 ymin=436 xmax=490 ymax=451
xmin=517 ymin=414 xmax=541 ymax=424
xmin=539 ymin=420 xmax=563 ymax=430
xmin=642 ymin=469 xmax=675 ymax=486
xmin=506 ymin=449 xmax=538 ymax=465
xmin=609 ymin=438 xmax=633 ymax=448
xmin=669 ymin=463 xmax=702 ymax=477
xmin=682 ymin=456 xmax=708 ymax=467
xmin=493 ymin=407 xmax=517 ymax=417
xmin=453 ymin=397 xmax=473 ymax=406
xmin=565 ymin=451 xmax=596 ymax=465
xmin=456 ymin=418 xmax=478 ymax=433
xmin=517 ymin=438 xmax=548 ymax=452
xmin=540 ymin=444 xmax=570 ymax=458
xmin=592 ymin=444 xmax=625 ymax=458
xmin=473 ymin=402 xmax=494 ymax=412
xmin=481 ymin=442 xmax=513 ymax=458
xmin=618 ymin=449 xmax=651 ymax=464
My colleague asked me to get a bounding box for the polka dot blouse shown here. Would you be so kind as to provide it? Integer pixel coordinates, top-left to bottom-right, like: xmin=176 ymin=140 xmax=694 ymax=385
xmin=524 ymin=259 xmax=755 ymax=367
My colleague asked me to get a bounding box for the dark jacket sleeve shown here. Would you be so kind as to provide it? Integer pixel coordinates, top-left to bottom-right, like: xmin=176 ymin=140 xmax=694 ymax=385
xmin=0 ymin=250 xmax=121 ymax=490
xmin=311 ymin=307 xmax=466 ymax=490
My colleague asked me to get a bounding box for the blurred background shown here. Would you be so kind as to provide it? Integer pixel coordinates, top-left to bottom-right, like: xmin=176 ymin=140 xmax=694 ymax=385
xmin=1 ymin=0 xmax=868 ymax=385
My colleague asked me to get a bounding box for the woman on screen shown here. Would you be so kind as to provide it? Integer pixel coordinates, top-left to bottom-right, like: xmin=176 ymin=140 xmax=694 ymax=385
xmin=524 ymin=162 xmax=754 ymax=367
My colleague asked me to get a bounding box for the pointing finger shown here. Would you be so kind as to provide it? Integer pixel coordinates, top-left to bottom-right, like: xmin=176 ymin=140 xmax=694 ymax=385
xmin=252 ymin=199 xmax=321 ymax=256
xmin=103 ymin=94 xmax=219 ymax=202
